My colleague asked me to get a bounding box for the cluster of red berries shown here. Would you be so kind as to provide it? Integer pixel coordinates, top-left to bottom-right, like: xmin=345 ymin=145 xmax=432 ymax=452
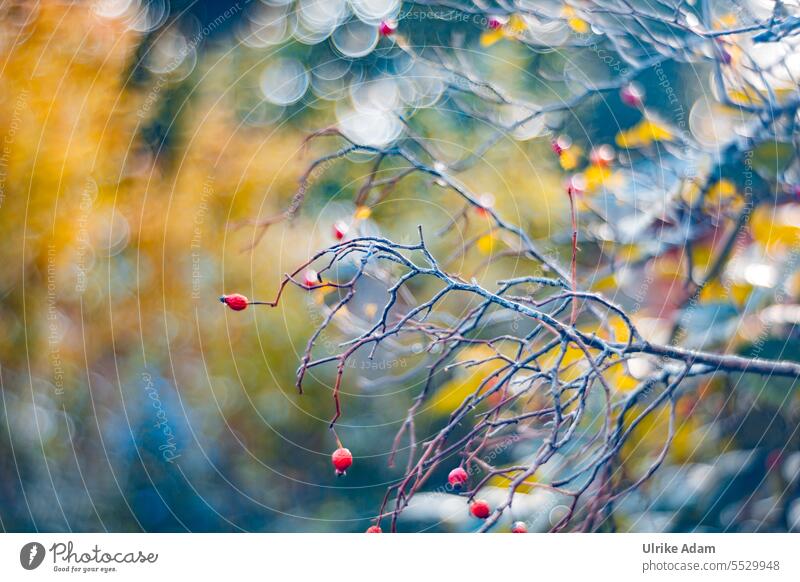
xmin=221 ymin=297 xmax=526 ymax=532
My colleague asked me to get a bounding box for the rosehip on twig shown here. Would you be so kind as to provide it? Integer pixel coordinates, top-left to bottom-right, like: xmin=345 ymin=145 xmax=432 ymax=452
xmin=470 ymin=499 xmax=491 ymax=519
xmin=219 ymin=294 xmax=248 ymax=311
xmin=566 ymin=174 xmax=586 ymax=195
xmin=487 ymin=15 xmax=507 ymax=30
xmin=333 ymin=220 xmax=349 ymax=240
xmin=366 ymin=525 xmax=382 ymax=533
xmin=551 ymin=134 xmax=572 ymax=156
xmin=589 ymin=144 xmax=615 ymax=167
xmin=476 ymin=193 xmax=495 ymax=217
xmin=448 ymin=467 xmax=468 ymax=490
xmin=303 ymin=268 xmax=319 ymax=288
xmin=378 ymin=19 xmax=397 ymax=36
xmin=332 ymin=447 xmax=353 ymax=476
xmin=511 ymin=521 xmax=528 ymax=533
xmin=620 ymin=82 xmax=645 ymax=108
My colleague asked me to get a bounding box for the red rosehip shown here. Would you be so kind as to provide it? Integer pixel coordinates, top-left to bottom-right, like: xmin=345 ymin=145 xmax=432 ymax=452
xmin=332 ymin=447 xmax=353 ymax=475
xmin=551 ymin=134 xmax=572 ymax=156
xmin=620 ymin=83 xmax=644 ymax=108
xmin=303 ymin=269 xmax=319 ymax=288
xmin=448 ymin=467 xmax=468 ymax=490
xmin=511 ymin=521 xmax=527 ymax=533
xmin=378 ymin=19 xmax=397 ymax=37
xmin=589 ymin=144 xmax=615 ymax=167
xmin=475 ymin=193 xmax=495 ymax=217
xmin=219 ymin=294 xmax=248 ymax=311
xmin=333 ymin=220 xmax=349 ymax=240
xmin=470 ymin=499 xmax=491 ymax=519
xmin=487 ymin=15 xmax=507 ymax=30
xmin=566 ymin=174 xmax=586 ymax=195
xmin=366 ymin=525 xmax=382 ymax=533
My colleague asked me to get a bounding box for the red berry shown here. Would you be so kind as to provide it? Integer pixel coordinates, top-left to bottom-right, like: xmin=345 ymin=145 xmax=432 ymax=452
xmin=589 ymin=144 xmax=614 ymax=167
xmin=332 ymin=447 xmax=353 ymax=475
xmin=303 ymin=269 xmax=319 ymax=288
xmin=333 ymin=220 xmax=349 ymax=240
xmin=470 ymin=499 xmax=491 ymax=519
xmin=475 ymin=193 xmax=495 ymax=216
xmin=620 ymin=83 xmax=644 ymax=108
xmin=366 ymin=525 xmax=382 ymax=533
xmin=567 ymin=174 xmax=586 ymax=195
xmin=378 ymin=20 xmax=397 ymax=36
xmin=511 ymin=521 xmax=527 ymax=533
xmin=220 ymin=294 xmax=248 ymax=311
xmin=487 ymin=15 xmax=507 ymax=30
xmin=448 ymin=467 xmax=468 ymax=490
xmin=551 ymin=134 xmax=572 ymax=156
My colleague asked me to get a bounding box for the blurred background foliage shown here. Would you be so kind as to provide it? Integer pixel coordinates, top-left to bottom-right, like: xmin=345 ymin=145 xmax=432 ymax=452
xmin=0 ymin=0 xmax=799 ymax=532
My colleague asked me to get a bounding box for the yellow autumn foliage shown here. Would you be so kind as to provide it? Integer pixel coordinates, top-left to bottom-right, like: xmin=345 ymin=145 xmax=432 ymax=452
xmin=429 ymin=345 xmax=506 ymax=414
xmin=615 ymin=118 xmax=675 ymax=149
xmin=750 ymin=204 xmax=800 ymax=251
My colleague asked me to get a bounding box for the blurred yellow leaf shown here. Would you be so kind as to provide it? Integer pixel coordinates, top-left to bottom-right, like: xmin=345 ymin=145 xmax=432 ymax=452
xmin=679 ymin=180 xmax=702 ymax=205
xmin=707 ymin=179 xmax=737 ymax=201
xmin=558 ymin=146 xmax=582 ymax=170
xmin=354 ymin=205 xmax=372 ymax=220
xmin=582 ymin=164 xmax=623 ymax=193
xmin=430 ymin=346 xmax=504 ymax=414
xmin=480 ymin=28 xmax=505 ymax=47
xmin=620 ymin=403 xmax=701 ymax=467
xmin=507 ymin=14 xmax=528 ymax=34
xmin=487 ymin=473 xmax=538 ymax=494
xmin=608 ymin=364 xmax=639 ymax=392
xmin=480 ymin=14 xmax=527 ymax=46
xmin=616 ymin=119 xmax=674 ymax=149
xmin=538 ymin=343 xmax=587 ymax=383
xmin=562 ymin=6 xmax=590 ymax=33
xmin=751 ymin=204 xmax=800 ymax=250
xmin=714 ymin=13 xmax=738 ymax=28
xmin=699 ymin=280 xmax=751 ymax=307
xmin=476 ymin=233 xmax=497 ymax=254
